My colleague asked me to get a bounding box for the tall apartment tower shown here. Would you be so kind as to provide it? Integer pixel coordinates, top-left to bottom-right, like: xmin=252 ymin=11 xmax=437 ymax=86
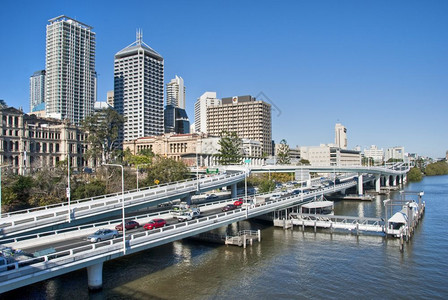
xmin=45 ymin=16 xmax=96 ymax=125
xmin=106 ymin=90 xmax=114 ymax=107
xmin=194 ymin=91 xmax=220 ymax=133
xmin=166 ymin=75 xmax=185 ymax=109
xmin=114 ymin=31 xmax=164 ymax=141
xmin=207 ymin=95 xmax=272 ymax=155
xmin=335 ymin=123 xmax=347 ymax=149
xmin=30 ymin=70 xmax=46 ymax=112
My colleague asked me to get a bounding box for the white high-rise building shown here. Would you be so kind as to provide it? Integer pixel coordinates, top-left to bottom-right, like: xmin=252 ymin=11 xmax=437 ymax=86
xmin=194 ymin=92 xmax=220 ymax=133
xmin=30 ymin=70 xmax=46 ymax=112
xmin=114 ymin=31 xmax=164 ymax=141
xmin=335 ymin=123 xmax=347 ymax=149
xmin=45 ymin=16 xmax=96 ymax=125
xmin=385 ymin=146 xmax=405 ymax=162
xmin=363 ymin=145 xmax=384 ymax=164
xmin=166 ymin=75 xmax=185 ymax=109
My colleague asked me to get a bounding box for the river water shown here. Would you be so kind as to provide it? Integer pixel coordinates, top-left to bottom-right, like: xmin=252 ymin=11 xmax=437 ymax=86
xmin=3 ymin=175 xmax=448 ymax=299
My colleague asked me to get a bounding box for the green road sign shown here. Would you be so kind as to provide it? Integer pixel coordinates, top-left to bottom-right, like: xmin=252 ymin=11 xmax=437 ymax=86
xmin=206 ymin=168 xmax=219 ymax=174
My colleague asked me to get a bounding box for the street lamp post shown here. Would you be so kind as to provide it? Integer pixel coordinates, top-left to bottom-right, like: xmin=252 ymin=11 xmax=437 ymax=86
xmin=0 ymin=164 xmax=11 ymax=219
xmin=67 ymin=151 xmax=71 ymax=223
xmin=104 ymin=163 xmax=126 ymax=254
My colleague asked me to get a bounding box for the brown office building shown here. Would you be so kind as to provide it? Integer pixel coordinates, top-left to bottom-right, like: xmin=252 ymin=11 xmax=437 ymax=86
xmin=206 ymin=95 xmax=272 ymax=155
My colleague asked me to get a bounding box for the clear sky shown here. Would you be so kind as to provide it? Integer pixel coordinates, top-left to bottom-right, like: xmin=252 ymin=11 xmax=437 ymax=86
xmin=1 ymin=0 xmax=447 ymax=158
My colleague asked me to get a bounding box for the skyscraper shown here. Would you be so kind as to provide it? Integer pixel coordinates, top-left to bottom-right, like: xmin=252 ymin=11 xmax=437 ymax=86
xmin=114 ymin=31 xmax=164 ymax=141
xmin=194 ymin=91 xmax=220 ymax=133
xmin=166 ymin=75 xmax=185 ymax=109
xmin=335 ymin=123 xmax=347 ymax=149
xmin=29 ymin=70 xmax=46 ymax=112
xmin=207 ymin=95 xmax=272 ymax=155
xmin=45 ymin=16 xmax=96 ymax=125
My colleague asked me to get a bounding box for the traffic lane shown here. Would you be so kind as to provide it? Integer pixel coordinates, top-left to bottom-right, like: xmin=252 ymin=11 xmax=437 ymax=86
xmin=20 ymin=204 xmax=238 ymax=255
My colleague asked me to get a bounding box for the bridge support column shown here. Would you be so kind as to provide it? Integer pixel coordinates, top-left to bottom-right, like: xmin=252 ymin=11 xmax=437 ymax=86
xmin=392 ymin=176 xmax=397 ymax=186
xmin=340 ymin=189 xmax=346 ymax=195
xmin=182 ymin=194 xmax=192 ymax=205
xmin=230 ymin=184 xmax=237 ymax=198
xmin=403 ymin=174 xmax=407 ymax=183
xmin=384 ymin=176 xmax=390 ymax=187
xmin=87 ymin=262 xmax=103 ymax=291
xmin=357 ymin=174 xmax=363 ymax=196
xmin=375 ymin=175 xmax=381 ymax=193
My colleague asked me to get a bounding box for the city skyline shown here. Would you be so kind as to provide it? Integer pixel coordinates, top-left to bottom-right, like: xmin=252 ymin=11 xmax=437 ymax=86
xmin=0 ymin=0 xmax=447 ymax=158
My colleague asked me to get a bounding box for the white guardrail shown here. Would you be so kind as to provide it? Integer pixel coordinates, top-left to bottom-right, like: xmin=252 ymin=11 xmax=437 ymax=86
xmin=0 ymin=172 xmax=247 ymax=237
xmin=0 ymin=180 xmax=357 ymax=293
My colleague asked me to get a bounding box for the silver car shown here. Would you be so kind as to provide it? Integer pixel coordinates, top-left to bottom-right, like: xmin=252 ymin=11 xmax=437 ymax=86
xmin=87 ymin=229 xmax=119 ymax=243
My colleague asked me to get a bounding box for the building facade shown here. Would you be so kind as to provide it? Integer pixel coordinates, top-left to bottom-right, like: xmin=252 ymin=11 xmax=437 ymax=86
xmin=1 ymin=107 xmax=90 ymax=174
xmin=114 ymin=32 xmax=164 ymax=142
xmin=45 ymin=16 xmax=96 ymax=125
xmin=194 ymin=92 xmax=220 ymax=134
xmin=299 ymin=144 xmax=361 ymax=166
xmin=166 ymin=75 xmax=185 ymax=109
xmin=123 ymin=133 xmax=264 ymax=167
xmin=206 ymin=95 xmax=272 ymax=155
xmin=335 ymin=123 xmax=347 ymax=149
xmin=363 ymin=145 xmax=384 ymax=164
xmin=385 ymin=146 xmax=405 ymax=161
xmin=30 ymin=70 xmax=46 ymax=113
xmin=164 ymin=105 xmax=190 ymax=134
xmin=106 ymin=90 xmax=114 ymax=107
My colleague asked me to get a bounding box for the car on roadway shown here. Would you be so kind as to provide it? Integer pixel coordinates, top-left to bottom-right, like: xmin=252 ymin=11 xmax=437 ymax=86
xmin=115 ymin=220 xmax=140 ymax=231
xmin=143 ymin=218 xmax=167 ymax=230
xmin=87 ymin=229 xmax=119 ymax=243
xmin=222 ymin=204 xmax=238 ymax=212
xmin=270 ymin=194 xmax=282 ymax=200
xmin=234 ymin=198 xmax=244 ymax=207
xmin=206 ymin=194 xmax=219 ymax=201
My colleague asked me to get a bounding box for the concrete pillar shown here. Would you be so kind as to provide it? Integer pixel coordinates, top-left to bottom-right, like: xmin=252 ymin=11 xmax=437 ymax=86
xmin=87 ymin=262 xmax=103 ymax=291
xmin=403 ymin=174 xmax=407 ymax=183
xmin=182 ymin=194 xmax=192 ymax=205
xmin=392 ymin=176 xmax=397 ymax=186
xmin=306 ymin=178 xmax=311 ymax=188
xmin=375 ymin=175 xmax=381 ymax=193
xmin=385 ymin=176 xmax=390 ymax=187
xmin=357 ymin=174 xmax=363 ymax=196
xmin=231 ymin=184 xmax=237 ymax=198
xmin=340 ymin=189 xmax=346 ymax=195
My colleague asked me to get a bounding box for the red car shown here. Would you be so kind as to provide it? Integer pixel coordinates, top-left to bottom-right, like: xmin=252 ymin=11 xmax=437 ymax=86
xmin=144 ymin=218 xmax=167 ymax=230
xmin=115 ymin=220 xmax=140 ymax=231
xmin=234 ymin=198 xmax=243 ymax=206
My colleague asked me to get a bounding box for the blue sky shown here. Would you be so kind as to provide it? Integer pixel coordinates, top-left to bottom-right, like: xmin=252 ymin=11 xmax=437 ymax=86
xmin=1 ymin=0 xmax=447 ymax=158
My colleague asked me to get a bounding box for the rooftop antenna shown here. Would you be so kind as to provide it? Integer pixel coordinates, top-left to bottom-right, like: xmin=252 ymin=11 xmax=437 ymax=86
xmin=136 ymin=28 xmax=143 ymax=44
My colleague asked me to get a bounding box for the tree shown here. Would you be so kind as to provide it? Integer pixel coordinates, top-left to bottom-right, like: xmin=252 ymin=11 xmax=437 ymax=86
xmin=215 ymin=131 xmax=242 ymax=165
xmin=123 ymin=147 xmax=154 ymax=166
xmin=81 ymin=108 xmax=124 ymax=164
xmin=0 ymin=99 xmax=7 ymax=108
xmin=276 ymin=139 xmax=290 ymax=164
xmin=407 ymin=167 xmax=423 ymax=182
xmin=424 ymin=161 xmax=448 ymax=176
xmin=142 ymin=156 xmax=189 ymax=186
xmin=258 ymin=178 xmax=276 ymax=193
xmin=298 ymin=159 xmax=310 ymax=165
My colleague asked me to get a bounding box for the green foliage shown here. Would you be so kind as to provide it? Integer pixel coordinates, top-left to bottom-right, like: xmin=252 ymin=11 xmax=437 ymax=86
xmin=424 ymin=161 xmax=448 ymax=176
xmin=298 ymin=159 xmax=310 ymax=165
xmin=142 ymin=156 xmax=189 ymax=186
xmin=276 ymin=139 xmax=291 ymax=165
xmin=258 ymin=179 xmax=276 ymax=193
xmin=387 ymin=158 xmax=403 ymax=163
xmin=215 ymin=131 xmax=242 ymax=165
xmin=72 ymin=180 xmax=106 ymax=200
xmin=82 ymin=108 xmax=124 ymax=164
xmin=0 ymin=99 xmax=7 ymax=108
xmin=123 ymin=147 xmax=154 ymax=166
xmin=1 ymin=174 xmax=34 ymax=210
xmin=407 ymin=167 xmax=423 ymax=182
